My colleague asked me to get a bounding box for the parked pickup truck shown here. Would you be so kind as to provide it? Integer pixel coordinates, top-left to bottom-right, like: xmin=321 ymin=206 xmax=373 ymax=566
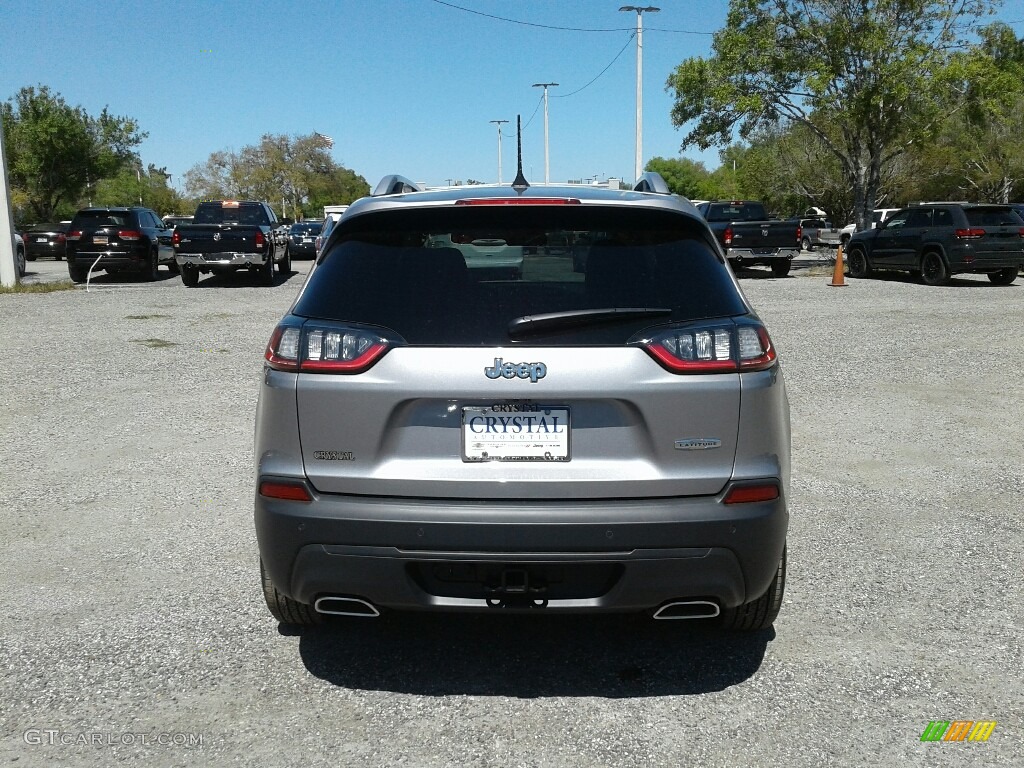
xmin=172 ymin=200 xmax=291 ymax=287
xmin=796 ymin=217 xmax=842 ymax=251
xmin=696 ymin=200 xmax=802 ymax=276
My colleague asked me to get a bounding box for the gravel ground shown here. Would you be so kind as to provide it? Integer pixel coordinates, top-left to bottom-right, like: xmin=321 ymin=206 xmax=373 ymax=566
xmin=2 ymin=258 xmax=1022 ymax=767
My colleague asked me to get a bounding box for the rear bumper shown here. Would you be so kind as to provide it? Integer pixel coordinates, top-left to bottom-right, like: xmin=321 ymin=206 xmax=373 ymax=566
xmin=726 ymin=247 xmax=799 ymax=266
xmin=289 ymin=242 xmax=317 ymax=258
xmin=68 ymin=248 xmax=147 ymax=268
xmin=255 ymin=484 xmax=788 ymax=613
xmin=25 ymin=243 xmax=63 ymax=259
xmin=176 ymin=252 xmax=267 ymax=267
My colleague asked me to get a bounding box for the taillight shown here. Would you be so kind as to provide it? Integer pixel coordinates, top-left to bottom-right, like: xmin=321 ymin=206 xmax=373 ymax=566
xmin=265 ymin=323 xmax=392 ymax=374
xmin=67 ymin=230 xmax=82 ymax=241
xmin=641 ymin=321 xmax=777 ymax=374
xmin=172 ymin=230 xmax=181 ymax=246
xmin=796 ymin=225 xmax=802 ymax=244
xmin=954 ymin=228 xmax=985 ymax=239
xmin=118 ymin=230 xmax=142 ymax=240
xmin=259 ymin=480 xmax=312 ymax=502
xmin=255 ymin=231 xmax=266 ymax=247
xmin=723 ymin=226 xmax=733 ymax=246
xmin=723 ymin=483 xmax=780 ymax=504
xmin=56 ymin=233 xmax=66 ymax=244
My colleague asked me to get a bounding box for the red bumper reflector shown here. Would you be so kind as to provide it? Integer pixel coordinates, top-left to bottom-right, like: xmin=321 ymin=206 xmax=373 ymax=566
xmin=259 ymin=481 xmax=312 ymax=502
xmin=723 ymin=484 xmax=780 ymax=504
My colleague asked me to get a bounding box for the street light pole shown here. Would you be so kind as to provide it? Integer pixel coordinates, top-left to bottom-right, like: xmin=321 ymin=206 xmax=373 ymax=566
xmin=619 ymin=5 xmax=659 ymax=183
xmin=532 ymin=82 xmax=558 ymax=184
xmin=489 ymin=119 xmax=508 ymax=184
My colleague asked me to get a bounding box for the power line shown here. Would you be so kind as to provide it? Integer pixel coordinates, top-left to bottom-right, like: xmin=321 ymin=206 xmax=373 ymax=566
xmin=553 ymin=32 xmax=636 ymax=97
xmin=428 ymin=0 xmax=711 ymax=34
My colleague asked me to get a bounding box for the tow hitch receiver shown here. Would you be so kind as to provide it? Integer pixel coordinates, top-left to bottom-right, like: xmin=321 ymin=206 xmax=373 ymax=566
xmin=485 ymin=567 xmax=549 ymax=608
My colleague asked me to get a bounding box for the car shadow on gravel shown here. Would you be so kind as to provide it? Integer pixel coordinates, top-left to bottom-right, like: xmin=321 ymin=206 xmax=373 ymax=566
xmin=847 ymin=271 xmax=1016 ymax=287
xmin=74 ymin=269 xmax=179 ymax=284
xmin=185 ymin=270 xmax=300 ymax=288
xmin=294 ymin=612 xmax=772 ymax=697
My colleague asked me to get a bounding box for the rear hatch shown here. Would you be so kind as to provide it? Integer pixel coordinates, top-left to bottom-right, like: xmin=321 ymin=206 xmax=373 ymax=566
xmin=961 ymin=207 xmax=1024 ymax=266
xmin=284 ymin=204 xmax=764 ymax=501
xmin=68 ymin=211 xmax=140 ymax=252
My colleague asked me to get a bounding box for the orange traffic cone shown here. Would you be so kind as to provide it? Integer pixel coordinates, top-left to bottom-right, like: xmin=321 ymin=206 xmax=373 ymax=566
xmin=829 ymin=243 xmax=847 ymax=287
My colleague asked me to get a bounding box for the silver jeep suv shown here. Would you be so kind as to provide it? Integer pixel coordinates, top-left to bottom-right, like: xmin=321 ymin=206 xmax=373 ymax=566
xmin=255 ymin=172 xmax=790 ymax=630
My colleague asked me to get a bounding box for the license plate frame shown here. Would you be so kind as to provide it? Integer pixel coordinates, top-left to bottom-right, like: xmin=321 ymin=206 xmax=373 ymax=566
xmin=462 ymin=405 xmax=570 ymax=462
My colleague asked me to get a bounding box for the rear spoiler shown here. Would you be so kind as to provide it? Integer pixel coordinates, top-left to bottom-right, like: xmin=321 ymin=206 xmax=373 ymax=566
xmin=372 ymin=175 xmax=424 ymax=196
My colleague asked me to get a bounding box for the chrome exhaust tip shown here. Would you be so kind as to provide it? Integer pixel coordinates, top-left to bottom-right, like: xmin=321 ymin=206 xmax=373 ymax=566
xmin=652 ymin=600 xmax=720 ymax=620
xmin=314 ymin=596 xmax=381 ymax=617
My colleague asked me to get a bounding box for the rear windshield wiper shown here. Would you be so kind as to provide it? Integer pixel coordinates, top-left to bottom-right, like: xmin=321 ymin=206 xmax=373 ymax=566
xmin=508 ymin=307 xmax=672 ymax=337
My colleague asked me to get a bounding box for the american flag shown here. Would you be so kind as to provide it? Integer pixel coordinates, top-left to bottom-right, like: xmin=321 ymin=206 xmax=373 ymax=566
xmin=314 ymin=132 xmax=335 ymax=149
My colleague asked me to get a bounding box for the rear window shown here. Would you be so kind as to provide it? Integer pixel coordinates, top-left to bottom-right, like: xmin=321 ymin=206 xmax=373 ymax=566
xmin=26 ymin=222 xmax=67 ymax=233
xmin=71 ymin=210 xmax=133 ymax=228
xmin=193 ymin=203 xmax=269 ymax=226
xmin=290 ymin=223 xmax=321 ymax=234
xmin=965 ymin=207 xmax=1021 ymax=227
xmin=703 ymin=203 xmax=767 ymax=222
xmin=294 ymin=206 xmax=746 ymax=346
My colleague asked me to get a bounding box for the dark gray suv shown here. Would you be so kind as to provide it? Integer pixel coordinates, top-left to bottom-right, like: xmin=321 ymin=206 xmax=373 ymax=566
xmin=846 ymin=203 xmax=1024 ymax=286
xmin=255 ymin=173 xmax=791 ymax=630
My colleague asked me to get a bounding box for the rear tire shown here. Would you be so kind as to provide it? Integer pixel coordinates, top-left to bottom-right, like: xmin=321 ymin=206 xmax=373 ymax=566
xmin=261 ymin=559 xmax=321 ymax=626
xmin=987 ymin=267 xmax=1017 ymax=286
xmin=920 ymin=252 xmax=948 ymax=286
xmin=847 ymin=248 xmax=871 ymax=278
xmin=771 ymin=259 xmax=791 ymax=277
xmin=16 ymin=247 xmax=27 ymax=277
xmin=143 ymin=248 xmax=159 ymax=282
xmin=261 ymin=252 xmax=275 ymax=286
xmin=180 ymin=265 xmax=199 ymax=287
xmin=278 ymin=245 xmax=292 ymax=274
xmin=720 ymin=546 xmax=786 ymax=631
xmin=800 ymin=236 xmax=811 ymax=251
xmin=68 ymin=262 xmax=88 ymax=284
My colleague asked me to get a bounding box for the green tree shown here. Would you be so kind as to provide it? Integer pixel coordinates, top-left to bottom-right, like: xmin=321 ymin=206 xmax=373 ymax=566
xmin=666 ymin=0 xmax=997 ymax=231
xmin=91 ymin=164 xmax=188 ymax=215
xmin=644 ymin=156 xmax=727 ymax=200
xmin=184 ymin=133 xmax=369 ymax=218
xmin=1 ymin=85 xmax=146 ymax=222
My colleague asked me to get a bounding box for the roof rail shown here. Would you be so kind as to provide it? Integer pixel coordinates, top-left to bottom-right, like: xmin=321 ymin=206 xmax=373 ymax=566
xmin=633 ymin=172 xmax=671 ymax=195
xmin=372 ymin=175 xmax=424 ymax=196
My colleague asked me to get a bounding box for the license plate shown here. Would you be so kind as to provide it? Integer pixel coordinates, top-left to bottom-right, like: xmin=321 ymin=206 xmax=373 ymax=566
xmin=35 ymin=236 xmax=47 ymax=242
xmin=93 ymin=236 xmax=108 ymax=244
xmin=303 ymin=237 xmax=313 ymax=243
xmin=462 ymin=406 xmax=570 ymax=462
xmin=752 ymin=248 xmax=778 ymax=255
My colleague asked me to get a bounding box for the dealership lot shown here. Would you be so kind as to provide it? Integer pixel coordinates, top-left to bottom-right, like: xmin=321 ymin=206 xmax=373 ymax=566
xmin=1 ymin=259 xmax=1022 ymax=766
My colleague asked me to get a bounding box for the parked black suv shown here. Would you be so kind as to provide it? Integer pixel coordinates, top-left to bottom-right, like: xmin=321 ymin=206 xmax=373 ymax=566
xmin=846 ymin=203 xmax=1024 ymax=286
xmin=66 ymin=207 xmax=175 ymax=282
xmin=287 ymin=220 xmax=323 ymax=259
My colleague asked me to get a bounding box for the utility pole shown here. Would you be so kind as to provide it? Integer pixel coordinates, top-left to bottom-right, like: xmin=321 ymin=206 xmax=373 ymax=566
xmin=0 ymin=119 xmax=17 ymax=287
xmin=532 ymin=82 xmax=558 ymax=184
xmin=489 ymin=119 xmax=508 ymax=184
xmin=619 ymin=5 xmax=659 ymax=183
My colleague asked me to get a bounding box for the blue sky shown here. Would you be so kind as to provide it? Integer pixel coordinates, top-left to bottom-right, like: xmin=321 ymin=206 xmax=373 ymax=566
xmin=3 ymin=0 xmax=1024 ymax=192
